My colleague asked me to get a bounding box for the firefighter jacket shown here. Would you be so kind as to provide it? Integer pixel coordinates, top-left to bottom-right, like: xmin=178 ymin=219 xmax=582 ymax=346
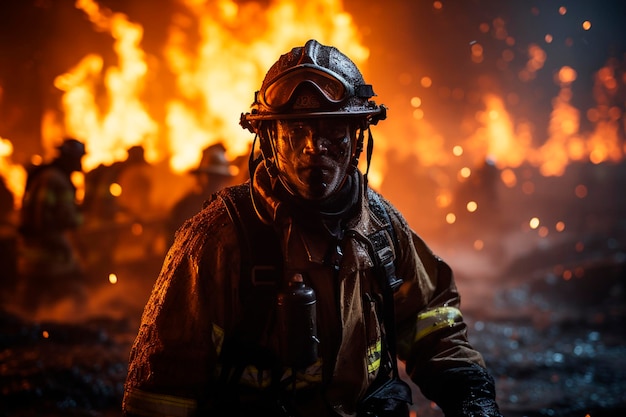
xmin=123 ymin=163 xmax=501 ymax=417
xmin=18 ymin=164 xmax=83 ymax=279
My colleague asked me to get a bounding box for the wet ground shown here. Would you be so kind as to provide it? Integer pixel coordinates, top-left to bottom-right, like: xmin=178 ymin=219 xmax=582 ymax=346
xmin=1 ymin=192 xmax=625 ymax=417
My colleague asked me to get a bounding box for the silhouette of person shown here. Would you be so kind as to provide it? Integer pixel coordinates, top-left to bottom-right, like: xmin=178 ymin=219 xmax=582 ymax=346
xmin=80 ymin=144 xmax=158 ymax=275
xmin=0 ymin=175 xmax=17 ymax=301
xmin=167 ymin=143 xmax=236 ymax=243
xmin=115 ymin=145 xmax=153 ymax=222
xmin=17 ymin=138 xmax=87 ymax=310
xmin=0 ymin=175 xmax=14 ymax=223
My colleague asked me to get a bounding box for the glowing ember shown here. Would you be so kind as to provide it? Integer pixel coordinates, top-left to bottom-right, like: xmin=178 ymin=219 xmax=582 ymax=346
xmin=555 ymin=221 xmax=565 ymax=232
xmin=529 ymin=217 xmax=540 ymax=229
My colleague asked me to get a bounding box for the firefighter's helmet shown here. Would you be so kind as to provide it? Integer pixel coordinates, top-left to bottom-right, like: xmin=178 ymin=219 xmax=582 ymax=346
xmin=190 ymin=143 xmax=235 ymax=177
xmin=57 ymin=138 xmax=86 ymax=158
xmin=240 ymin=39 xmax=386 ymax=133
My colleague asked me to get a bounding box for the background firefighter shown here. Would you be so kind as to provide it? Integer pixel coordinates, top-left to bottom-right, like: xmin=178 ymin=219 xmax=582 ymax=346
xmin=123 ymin=39 xmax=502 ymax=417
xmin=17 ymin=138 xmax=87 ymax=311
xmin=167 ymin=142 xmax=237 ymax=245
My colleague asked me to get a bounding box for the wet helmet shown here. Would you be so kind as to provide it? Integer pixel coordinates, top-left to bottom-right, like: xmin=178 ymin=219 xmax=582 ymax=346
xmin=240 ymin=39 xmax=386 ymax=132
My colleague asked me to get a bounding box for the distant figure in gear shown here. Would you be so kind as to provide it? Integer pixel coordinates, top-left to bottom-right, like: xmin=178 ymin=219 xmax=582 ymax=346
xmin=167 ymin=142 xmax=236 ymax=244
xmin=17 ymin=138 xmax=87 ymax=311
xmin=123 ymin=40 xmax=503 ymax=417
xmin=0 ymin=175 xmax=17 ymax=302
xmin=115 ymin=145 xmax=154 ymax=223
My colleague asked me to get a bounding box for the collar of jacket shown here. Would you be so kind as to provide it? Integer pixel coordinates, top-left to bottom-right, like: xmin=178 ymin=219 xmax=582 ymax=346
xmin=250 ymin=163 xmax=392 ymax=273
xmin=249 ymin=161 xmax=358 ymax=225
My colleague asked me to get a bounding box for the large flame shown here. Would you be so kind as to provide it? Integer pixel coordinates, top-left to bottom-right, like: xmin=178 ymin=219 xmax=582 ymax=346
xmin=48 ymin=0 xmax=368 ymax=176
xmin=53 ymin=0 xmax=158 ymax=170
xmin=0 ymin=0 xmax=623 ymax=214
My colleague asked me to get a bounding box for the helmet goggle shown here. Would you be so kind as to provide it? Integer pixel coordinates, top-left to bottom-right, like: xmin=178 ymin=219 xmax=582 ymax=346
xmin=260 ymin=65 xmax=353 ymax=111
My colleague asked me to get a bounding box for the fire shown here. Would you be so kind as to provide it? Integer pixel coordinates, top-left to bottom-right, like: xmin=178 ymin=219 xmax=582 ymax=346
xmin=162 ymin=0 xmax=369 ymax=172
xmin=0 ymin=137 xmax=26 ymax=209
xmin=479 ymin=93 xmax=528 ymax=169
xmin=535 ymin=67 xmax=583 ymax=176
xmin=456 ymin=59 xmax=622 ymax=179
xmin=48 ymin=0 xmax=368 ymax=178
xmin=0 ymin=0 xmax=623 ymax=215
xmin=533 ymin=62 xmax=624 ymax=176
xmin=53 ymin=0 xmax=158 ymax=171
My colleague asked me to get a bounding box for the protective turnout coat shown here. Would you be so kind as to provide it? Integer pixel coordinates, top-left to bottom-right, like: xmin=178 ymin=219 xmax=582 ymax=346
xmin=18 ymin=165 xmax=83 ymax=285
xmin=123 ymin=166 xmax=499 ymax=417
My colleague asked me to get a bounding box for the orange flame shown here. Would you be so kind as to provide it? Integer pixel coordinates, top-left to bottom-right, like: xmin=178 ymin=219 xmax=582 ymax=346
xmin=53 ymin=0 xmax=158 ymax=171
xmin=163 ymin=0 xmax=369 ymax=172
xmin=51 ymin=0 xmax=369 ymax=176
xmin=0 ymin=137 xmax=26 ymax=209
xmin=9 ymin=0 xmax=622 ymax=215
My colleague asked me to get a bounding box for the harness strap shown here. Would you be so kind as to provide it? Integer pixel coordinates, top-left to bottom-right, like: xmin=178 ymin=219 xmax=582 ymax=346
xmin=219 ymin=184 xmax=282 ymax=289
xmin=360 ymin=190 xmax=413 ymax=411
xmin=367 ymin=189 xmax=403 ymax=292
xmin=217 ymin=184 xmax=283 ymax=385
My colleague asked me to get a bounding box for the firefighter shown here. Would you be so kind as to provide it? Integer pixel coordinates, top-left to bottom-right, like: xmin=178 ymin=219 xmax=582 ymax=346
xmin=123 ymin=40 xmax=502 ymax=417
xmin=17 ymin=138 xmax=86 ymax=310
xmin=167 ymin=142 xmax=236 ymax=245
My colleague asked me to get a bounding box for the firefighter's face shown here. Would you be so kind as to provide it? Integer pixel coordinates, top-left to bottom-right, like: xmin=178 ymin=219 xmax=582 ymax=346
xmin=274 ymin=118 xmax=354 ymax=200
xmin=60 ymin=153 xmax=84 ymax=173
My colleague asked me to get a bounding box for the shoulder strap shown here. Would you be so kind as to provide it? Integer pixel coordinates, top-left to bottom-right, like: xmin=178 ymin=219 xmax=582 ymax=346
xmin=366 ymin=188 xmax=403 ymax=292
xmin=361 ymin=191 xmax=413 ymax=412
xmin=219 ymin=184 xmax=283 ymax=290
xmin=365 ymin=189 xmax=404 ymax=381
xmin=217 ymin=184 xmax=283 ymax=375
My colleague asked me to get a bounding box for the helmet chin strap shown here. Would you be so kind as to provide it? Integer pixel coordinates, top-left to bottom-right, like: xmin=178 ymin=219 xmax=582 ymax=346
xmin=349 ymin=123 xmax=373 ymax=189
xmin=363 ymin=126 xmax=374 ymax=189
xmin=258 ymin=122 xmax=280 ymax=179
xmin=247 ymin=132 xmax=261 ymax=181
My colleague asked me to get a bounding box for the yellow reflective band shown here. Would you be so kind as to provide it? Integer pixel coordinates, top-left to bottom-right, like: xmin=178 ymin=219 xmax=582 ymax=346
xmin=367 ymin=338 xmax=382 ymax=374
xmin=367 ymin=357 xmax=381 ymax=374
xmin=415 ymin=306 xmax=462 ymax=343
xmin=124 ymin=388 xmax=197 ymax=417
